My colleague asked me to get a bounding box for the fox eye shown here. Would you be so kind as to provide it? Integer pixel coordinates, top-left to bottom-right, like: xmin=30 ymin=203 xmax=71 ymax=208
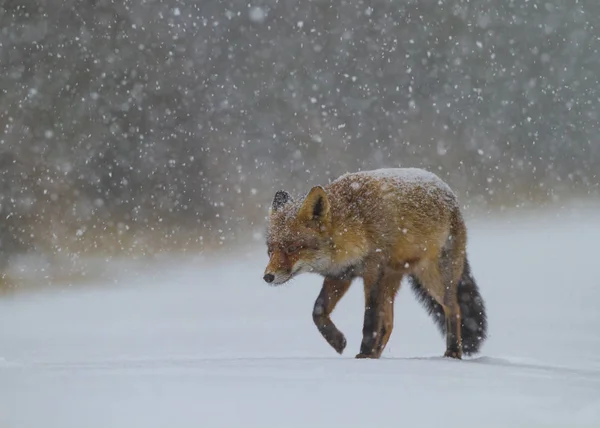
xmin=286 ymin=245 xmax=299 ymax=254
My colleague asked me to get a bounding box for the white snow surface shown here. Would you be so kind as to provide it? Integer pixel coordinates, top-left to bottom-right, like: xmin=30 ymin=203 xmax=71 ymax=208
xmin=1 ymin=210 xmax=600 ymax=428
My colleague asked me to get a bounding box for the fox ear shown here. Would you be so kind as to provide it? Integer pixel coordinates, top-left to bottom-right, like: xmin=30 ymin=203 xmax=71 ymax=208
xmin=297 ymin=186 xmax=331 ymax=226
xmin=271 ymin=190 xmax=293 ymax=211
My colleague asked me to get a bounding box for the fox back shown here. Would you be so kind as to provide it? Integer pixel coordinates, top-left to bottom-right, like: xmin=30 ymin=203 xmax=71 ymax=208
xmin=264 ymin=168 xmax=460 ymax=283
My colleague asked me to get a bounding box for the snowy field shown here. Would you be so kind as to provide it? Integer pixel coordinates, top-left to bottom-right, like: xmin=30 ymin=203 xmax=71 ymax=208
xmin=1 ymin=207 xmax=600 ymax=428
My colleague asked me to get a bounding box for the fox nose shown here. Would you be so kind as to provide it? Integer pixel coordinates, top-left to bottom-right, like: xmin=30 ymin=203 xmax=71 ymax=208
xmin=263 ymin=273 xmax=275 ymax=283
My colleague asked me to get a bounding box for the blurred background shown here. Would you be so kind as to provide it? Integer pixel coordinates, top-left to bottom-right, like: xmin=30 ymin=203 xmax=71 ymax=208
xmin=0 ymin=0 xmax=598 ymax=289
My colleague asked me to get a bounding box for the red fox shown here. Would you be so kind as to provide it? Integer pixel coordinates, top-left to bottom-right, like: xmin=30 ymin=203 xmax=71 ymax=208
xmin=263 ymin=168 xmax=487 ymax=359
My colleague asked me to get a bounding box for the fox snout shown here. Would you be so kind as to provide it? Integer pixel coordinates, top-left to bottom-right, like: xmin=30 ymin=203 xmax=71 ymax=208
xmin=263 ymin=248 xmax=294 ymax=285
xmin=263 ymin=258 xmax=294 ymax=285
xmin=262 ymin=266 xmax=292 ymax=285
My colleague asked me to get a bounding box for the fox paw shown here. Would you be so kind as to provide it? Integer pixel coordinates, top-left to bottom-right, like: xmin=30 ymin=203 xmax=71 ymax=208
xmin=444 ymin=350 xmax=462 ymax=359
xmin=330 ymin=334 xmax=347 ymax=354
xmin=355 ymin=353 xmax=379 ymax=359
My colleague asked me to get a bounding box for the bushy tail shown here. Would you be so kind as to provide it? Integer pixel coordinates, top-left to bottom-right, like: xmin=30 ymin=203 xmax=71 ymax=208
xmin=409 ymin=257 xmax=488 ymax=356
xmin=455 ymin=258 xmax=487 ymax=355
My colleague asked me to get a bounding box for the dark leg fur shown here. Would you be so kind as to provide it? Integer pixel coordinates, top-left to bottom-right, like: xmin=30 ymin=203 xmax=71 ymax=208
xmin=358 ymin=286 xmax=381 ymax=356
xmin=356 ymin=270 xmax=385 ymax=358
xmin=409 ymin=257 xmax=487 ymax=356
xmin=444 ymin=310 xmax=462 ymax=359
xmin=313 ymin=277 xmax=353 ymax=354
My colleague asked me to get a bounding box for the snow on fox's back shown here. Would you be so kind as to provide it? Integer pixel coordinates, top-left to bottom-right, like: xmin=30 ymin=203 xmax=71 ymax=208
xmin=332 ymin=167 xmax=457 ymax=203
xmin=335 ymin=168 xmax=452 ymax=191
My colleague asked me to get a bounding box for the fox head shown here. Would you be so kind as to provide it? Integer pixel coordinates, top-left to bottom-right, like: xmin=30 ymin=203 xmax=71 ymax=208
xmin=263 ymin=186 xmax=334 ymax=285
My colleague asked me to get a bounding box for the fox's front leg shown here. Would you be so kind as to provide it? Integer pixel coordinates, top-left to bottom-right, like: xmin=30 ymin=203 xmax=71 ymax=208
xmin=373 ymin=273 xmax=402 ymax=356
xmin=356 ymin=268 xmax=386 ymax=359
xmin=312 ymin=276 xmax=353 ymax=354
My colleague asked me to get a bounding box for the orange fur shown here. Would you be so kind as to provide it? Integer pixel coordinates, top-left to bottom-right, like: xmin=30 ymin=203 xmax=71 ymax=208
xmin=263 ymin=168 xmax=487 ymax=359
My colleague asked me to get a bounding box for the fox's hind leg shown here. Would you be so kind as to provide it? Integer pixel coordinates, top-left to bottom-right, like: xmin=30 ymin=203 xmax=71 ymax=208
xmin=439 ymin=243 xmax=467 ymax=359
xmin=442 ymin=302 xmax=462 ymax=359
xmin=313 ymin=276 xmax=353 ymax=354
xmin=413 ymin=259 xmax=463 ymax=359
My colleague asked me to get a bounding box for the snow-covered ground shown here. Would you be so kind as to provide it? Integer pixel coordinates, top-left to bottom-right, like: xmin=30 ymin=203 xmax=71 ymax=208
xmin=1 ymin=208 xmax=600 ymax=428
